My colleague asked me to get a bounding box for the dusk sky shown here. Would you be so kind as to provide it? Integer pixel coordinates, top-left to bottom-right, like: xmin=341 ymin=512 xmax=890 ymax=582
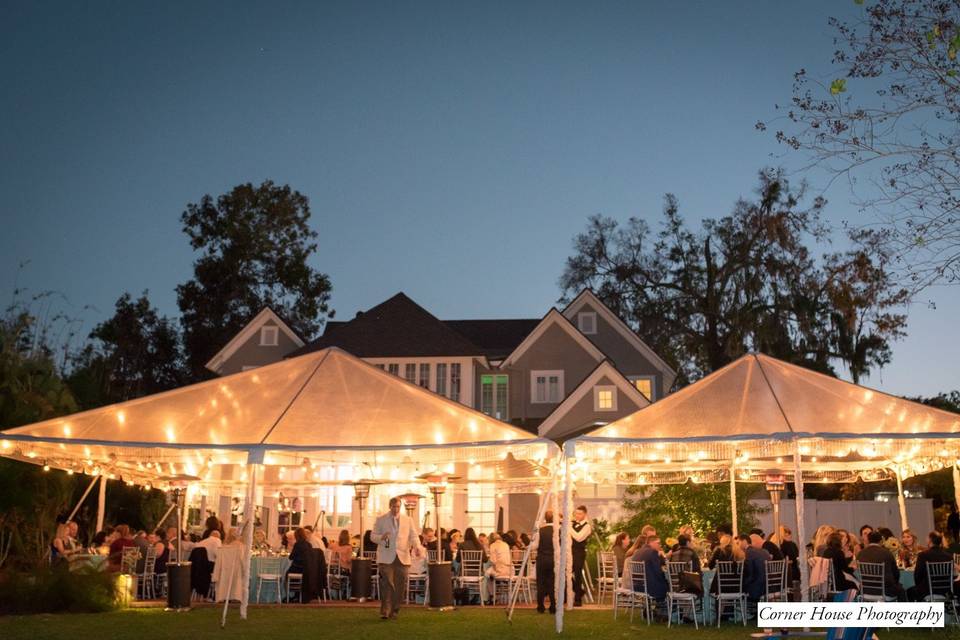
xmin=2 ymin=1 xmax=957 ymax=397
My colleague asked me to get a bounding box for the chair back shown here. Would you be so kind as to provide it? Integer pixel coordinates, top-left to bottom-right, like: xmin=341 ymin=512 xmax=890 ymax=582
xmin=362 ymin=550 xmax=376 ymax=560
xmin=715 ymin=560 xmax=743 ymax=595
xmin=764 ymin=559 xmax=786 ymax=598
xmin=142 ymin=545 xmax=158 ymax=577
xmin=598 ymin=551 xmax=616 ymax=580
xmin=858 ymin=562 xmax=886 ymax=598
xmin=121 ymin=547 xmax=140 ymax=574
xmin=459 ymin=550 xmax=483 ymax=577
xmin=627 ymin=559 xmax=648 ymax=595
xmin=666 ymin=561 xmax=691 ymax=592
xmin=926 ymin=560 xmax=954 ymax=597
xmin=257 ymin=556 xmax=283 ymax=576
xmin=427 ymin=549 xmax=439 ymax=563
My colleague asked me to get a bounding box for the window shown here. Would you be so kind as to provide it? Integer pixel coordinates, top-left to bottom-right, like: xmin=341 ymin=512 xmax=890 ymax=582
xmin=374 ymin=363 xmax=385 ymax=370
xmin=481 ymin=374 xmax=508 ymax=420
xmin=629 ymin=376 xmax=655 ymax=401
xmin=259 ymin=326 xmax=279 ymax=346
xmin=531 ymin=370 xmax=564 ymax=404
xmin=436 ymin=363 xmax=447 ymax=397
xmin=450 ymin=363 xmax=461 ymax=402
xmin=577 ymin=312 xmax=597 ymax=335
xmin=388 ymin=363 xmax=399 ymax=376
xmin=419 ymin=363 xmax=430 ymax=388
xmin=467 ymin=465 xmax=496 ymax=531
xmin=404 ymin=364 xmax=417 ymax=384
xmin=594 ymin=385 xmax=617 ymax=411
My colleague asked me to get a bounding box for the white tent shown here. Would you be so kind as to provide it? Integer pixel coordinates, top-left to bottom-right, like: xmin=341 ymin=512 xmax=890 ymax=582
xmin=551 ymin=353 xmax=960 ymax=632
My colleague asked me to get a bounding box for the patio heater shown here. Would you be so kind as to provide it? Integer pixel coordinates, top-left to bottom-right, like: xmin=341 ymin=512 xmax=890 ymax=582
xmin=345 ymin=479 xmax=380 ymax=602
xmin=419 ymin=473 xmax=459 ymax=610
xmin=399 ymin=492 xmax=424 ymax=519
xmin=160 ymin=474 xmax=199 ymax=612
xmin=765 ymin=472 xmax=786 ymax=547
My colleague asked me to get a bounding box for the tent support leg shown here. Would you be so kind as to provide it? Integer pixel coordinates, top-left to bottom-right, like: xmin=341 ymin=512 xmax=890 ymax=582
xmin=729 ymin=461 xmax=738 ymax=537
xmin=556 ymin=442 xmax=574 ymax=633
xmin=506 ymin=457 xmax=557 ymax=622
xmin=95 ymin=475 xmax=106 ymax=532
xmin=67 ymin=474 xmax=101 ymax=522
xmin=895 ymin=467 xmax=909 ymax=533
xmin=235 ymin=455 xmax=260 ymax=624
xmin=793 ymin=441 xmax=808 ymax=603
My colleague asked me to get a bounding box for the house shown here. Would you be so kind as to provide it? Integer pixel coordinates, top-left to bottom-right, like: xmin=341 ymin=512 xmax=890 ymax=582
xmin=205 ymin=290 xmax=675 ymax=535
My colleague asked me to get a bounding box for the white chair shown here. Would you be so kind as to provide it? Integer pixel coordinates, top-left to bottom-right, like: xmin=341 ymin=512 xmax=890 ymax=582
xmin=427 ymin=549 xmax=439 ymax=563
xmin=326 ymin=551 xmax=349 ymax=600
xmin=615 ymin=560 xmax=652 ymax=623
xmin=137 ymin=546 xmax=158 ymax=600
xmin=255 ymin=557 xmax=284 ymax=604
xmin=763 ymin=559 xmax=788 ymax=602
xmin=923 ymin=561 xmax=959 ymax=622
xmin=286 ymin=571 xmax=304 ymax=603
xmin=363 ymin=551 xmax=380 ymax=599
xmin=715 ymin=560 xmax=746 ymax=626
xmin=858 ymin=562 xmax=894 ymax=603
xmin=666 ymin=561 xmax=699 ymax=628
xmin=597 ymin=551 xmax=617 ymax=605
xmin=509 ymin=549 xmax=534 ymax=603
xmin=406 ymin=567 xmax=428 ymax=604
xmin=458 ymin=550 xmax=484 ymax=606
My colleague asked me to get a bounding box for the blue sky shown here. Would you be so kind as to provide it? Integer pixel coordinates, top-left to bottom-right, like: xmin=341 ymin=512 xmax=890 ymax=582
xmin=1 ymin=1 xmax=957 ymax=396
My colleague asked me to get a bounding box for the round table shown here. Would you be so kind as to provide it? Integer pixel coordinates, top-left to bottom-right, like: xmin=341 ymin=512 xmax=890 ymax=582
xmin=248 ymin=556 xmax=291 ymax=603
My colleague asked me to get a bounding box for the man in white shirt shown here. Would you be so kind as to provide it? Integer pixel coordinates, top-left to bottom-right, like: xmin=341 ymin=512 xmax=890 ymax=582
xmin=195 ymin=530 xmax=222 ymax=564
xmin=371 ymin=496 xmax=421 ymax=620
xmin=570 ymin=505 xmax=593 ymax=607
xmin=485 ymin=533 xmax=513 ymax=604
xmin=305 ymin=525 xmax=326 ymax=550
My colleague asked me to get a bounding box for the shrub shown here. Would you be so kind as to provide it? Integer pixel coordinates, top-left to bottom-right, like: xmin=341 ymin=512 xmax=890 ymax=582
xmin=0 ymin=565 xmax=120 ymax=614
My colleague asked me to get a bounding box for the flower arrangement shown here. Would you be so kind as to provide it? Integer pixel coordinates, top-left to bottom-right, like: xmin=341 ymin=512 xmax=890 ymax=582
xmin=665 ymin=537 xmax=679 ymax=548
xmin=882 ymin=537 xmax=900 ymax=553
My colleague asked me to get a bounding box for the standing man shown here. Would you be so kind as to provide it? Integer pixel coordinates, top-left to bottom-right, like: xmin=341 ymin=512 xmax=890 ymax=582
xmin=371 ymin=496 xmax=421 ymax=620
xmin=570 ymin=505 xmax=592 ymax=607
xmin=530 ymin=510 xmax=556 ymax=614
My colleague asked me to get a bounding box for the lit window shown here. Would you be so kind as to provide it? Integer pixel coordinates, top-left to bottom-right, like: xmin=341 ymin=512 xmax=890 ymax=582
xmin=577 ymin=312 xmax=597 ymax=335
xmin=259 ymin=326 xmax=279 ymax=346
xmin=594 ymin=386 xmax=617 ymax=411
xmin=531 ymin=370 xmax=564 ymax=404
xmin=481 ymin=374 xmax=508 ymax=420
xmin=630 ymin=377 xmax=655 ymax=401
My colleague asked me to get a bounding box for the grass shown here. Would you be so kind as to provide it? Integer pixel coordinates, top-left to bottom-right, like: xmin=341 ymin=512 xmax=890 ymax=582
xmin=2 ymin=606 xmax=960 ymax=640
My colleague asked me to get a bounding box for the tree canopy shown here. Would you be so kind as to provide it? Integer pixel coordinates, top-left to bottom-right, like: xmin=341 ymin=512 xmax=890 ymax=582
xmin=764 ymin=0 xmax=960 ymax=290
xmin=560 ymin=169 xmax=908 ymax=385
xmin=176 ymin=180 xmax=334 ymax=380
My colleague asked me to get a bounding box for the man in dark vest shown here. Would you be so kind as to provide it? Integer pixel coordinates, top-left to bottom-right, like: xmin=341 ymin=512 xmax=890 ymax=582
xmin=571 ymin=505 xmax=593 ymax=607
xmin=531 ymin=510 xmax=556 ymax=613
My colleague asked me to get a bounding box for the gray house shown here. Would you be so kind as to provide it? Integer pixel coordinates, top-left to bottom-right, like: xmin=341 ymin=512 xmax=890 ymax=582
xmin=208 ymin=290 xmax=676 ymax=441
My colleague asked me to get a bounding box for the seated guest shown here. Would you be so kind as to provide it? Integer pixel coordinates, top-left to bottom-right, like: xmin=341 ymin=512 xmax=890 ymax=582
xmin=51 ymin=523 xmax=75 ymax=564
xmin=90 ymin=530 xmax=110 ymax=555
xmin=752 ymin=528 xmax=783 ymax=561
xmin=201 ymin=515 xmax=225 ymax=541
xmin=708 ymin=534 xmax=737 ymax=570
xmin=899 ymin=528 xmax=923 ymax=569
xmin=911 ymin=531 xmax=952 ymax=601
xmin=108 ymin=524 xmax=135 ymax=571
xmin=304 ymin=525 xmax=326 ymax=550
xmin=670 ymin=534 xmax=702 ymax=573
xmin=743 ymin=532 xmax=771 ymax=602
xmin=505 ymin=529 xmax=522 ymax=550
xmin=859 ymin=525 xmax=874 ymax=549
xmin=133 ymin=530 xmax=152 ymax=573
xmin=813 ymin=524 xmax=835 ymax=557
xmin=775 ymin=526 xmax=801 ymax=586
xmin=251 ymin=528 xmax=269 ymax=552
xmin=485 ymin=533 xmax=513 ymax=601
xmin=857 ymin=530 xmax=905 ymax=601
xmin=195 ymin=529 xmax=222 ymax=564
xmin=361 ymin=530 xmax=375 ymax=556
xmin=421 ymin=527 xmax=437 ymax=551
xmin=612 ymin=532 xmax=631 ymax=575
xmin=154 ymin=529 xmax=170 ymax=575
xmin=633 ymin=535 xmax=668 ymax=602
xmin=286 ymin=528 xmax=312 ymax=601
xmin=478 ymin=532 xmax=489 ymax=555
xmin=519 ymin=533 xmax=531 ymax=548
xmin=822 ymin=532 xmax=858 ymax=592
xmin=328 ymin=529 xmax=353 ymax=572
xmin=457 ymin=527 xmax=487 ymax=563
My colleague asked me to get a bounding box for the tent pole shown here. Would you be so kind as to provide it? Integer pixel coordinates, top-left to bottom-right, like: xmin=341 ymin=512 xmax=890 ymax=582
xmin=67 ymin=474 xmax=101 ymax=522
xmin=953 ymin=464 xmax=960 ymax=520
xmin=792 ymin=440 xmax=808 ymax=603
xmin=239 ymin=451 xmax=261 ymax=621
xmin=556 ymin=442 xmax=574 ymax=633
xmin=729 ymin=461 xmax=738 ymax=537
xmin=95 ymin=475 xmax=106 ymax=532
xmin=895 ymin=466 xmax=909 ymax=533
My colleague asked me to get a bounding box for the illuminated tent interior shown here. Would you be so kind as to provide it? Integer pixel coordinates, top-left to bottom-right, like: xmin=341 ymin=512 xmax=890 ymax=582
xmin=0 ymin=347 xmax=556 ymax=493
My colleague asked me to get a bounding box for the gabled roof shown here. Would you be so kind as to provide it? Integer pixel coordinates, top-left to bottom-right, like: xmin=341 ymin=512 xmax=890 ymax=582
xmin=287 ymin=293 xmax=486 ymax=359
xmin=500 ymin=309 xmax=606 ymax=369
xmin=581 ymin=353 xmax=960 ymax=443
xmin=537 ymin=361 xmax=650 ymax=441
xmin=205 ymin=307 xmax=304 ymax=373
xmin=443 ymin=319 xmax=541 ymax=360
xmin=563 ymin=289 xmax=677 ymax=390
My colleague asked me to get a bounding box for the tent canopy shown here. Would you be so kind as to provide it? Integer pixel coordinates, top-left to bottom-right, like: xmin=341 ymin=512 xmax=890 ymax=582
xmin=1 ymin=348 xmax=553 ymax=486
xmin=572 ymin=353 xmax=960 ymax=484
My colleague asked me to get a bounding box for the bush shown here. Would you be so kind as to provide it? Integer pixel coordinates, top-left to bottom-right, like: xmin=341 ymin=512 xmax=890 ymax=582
xmin=0 ymin=565 xmax=120 ymax=614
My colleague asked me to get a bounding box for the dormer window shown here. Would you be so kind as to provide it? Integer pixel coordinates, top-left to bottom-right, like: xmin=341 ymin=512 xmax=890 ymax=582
xmin=259 ymin=326 xmax=279 ymax=346
xmin=577 ymin=312 xmax=597 ymax=335
xmin=593 ymin=385 xmax=617 ymax=411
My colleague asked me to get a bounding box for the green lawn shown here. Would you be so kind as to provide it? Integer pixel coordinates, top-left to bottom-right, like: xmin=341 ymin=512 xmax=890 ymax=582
xmin=2 ymin=607 xmax=959 ymax=640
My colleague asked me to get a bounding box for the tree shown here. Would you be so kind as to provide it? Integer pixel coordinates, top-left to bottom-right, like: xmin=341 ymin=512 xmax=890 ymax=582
xmin=67 ymin=292 xmax=185 ymax=409
xmin=560 ymin=169 xmax=908 ymax=384
xmin=763 ymin=0 xmax=960 ymax=289
xmin=176 ymin=181 xmax=334 ymax=380
xmin=619 ymin=482 xmax=765 ymax=539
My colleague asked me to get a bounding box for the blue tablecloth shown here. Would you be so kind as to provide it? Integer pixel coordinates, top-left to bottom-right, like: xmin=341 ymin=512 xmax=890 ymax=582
xmin=249 ymin=556 xmax=291 ymax=603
